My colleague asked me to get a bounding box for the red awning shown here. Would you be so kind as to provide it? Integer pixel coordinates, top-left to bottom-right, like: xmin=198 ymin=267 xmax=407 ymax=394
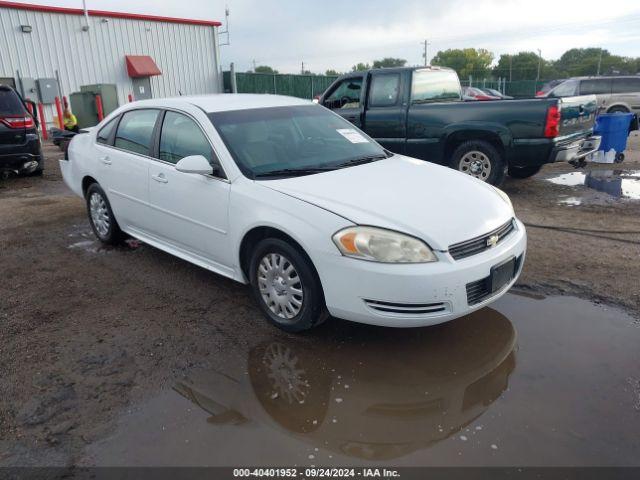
xmin=125 ymin=55 xmax=162 ymax=78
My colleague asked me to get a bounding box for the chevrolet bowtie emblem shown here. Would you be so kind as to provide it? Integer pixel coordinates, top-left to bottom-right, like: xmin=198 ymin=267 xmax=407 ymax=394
xmin=487 ymin=234 xmax=499 ymax=247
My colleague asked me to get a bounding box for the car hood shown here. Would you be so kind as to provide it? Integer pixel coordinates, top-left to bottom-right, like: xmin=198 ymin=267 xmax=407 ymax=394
xmin=260 ymin=155 xmax=514 ymax=251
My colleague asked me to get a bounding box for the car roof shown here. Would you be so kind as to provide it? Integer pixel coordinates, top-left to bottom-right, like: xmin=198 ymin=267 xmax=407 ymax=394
xmin=339 ymin=65 xmax=455 ymax=78
xmin=130 ymin=94 xmax=312 ymax=113
xmin=565 ymin=75 xmax=640 ymax=81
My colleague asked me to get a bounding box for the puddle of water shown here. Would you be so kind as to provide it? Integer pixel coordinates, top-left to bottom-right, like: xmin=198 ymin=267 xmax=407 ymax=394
xmin=548 ymin=169 xmax=640 ymax=200
xmin=84 ymin=294 xmax=640 ymax=467
xmin=557 ymin=196 xmax=582 ymax=206
xmin=67 ymin=224 xmax=144 ymax=253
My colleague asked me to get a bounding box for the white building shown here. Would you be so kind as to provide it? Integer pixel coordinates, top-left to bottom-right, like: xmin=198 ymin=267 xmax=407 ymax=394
xmin=0 ymin=1 xmax=222 ymax=128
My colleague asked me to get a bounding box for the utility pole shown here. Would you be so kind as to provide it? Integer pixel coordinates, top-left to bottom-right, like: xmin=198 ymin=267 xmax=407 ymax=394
xmin=597 ymin=48 xmax=603 ymax=76
xmin=536 ymin=49 xmax=542 ymax=82
xmin=252 ymin=59 xmax=257 ymax=72
xmin=301 ymin=61 xmax=305 ymax=74
xmin=421 ymin=39 xmax=431 ymax=66
xmin=509 ymin=55 xmax=513 ymax=82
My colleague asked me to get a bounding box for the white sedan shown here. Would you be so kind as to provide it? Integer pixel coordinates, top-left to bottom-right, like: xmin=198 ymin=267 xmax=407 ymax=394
xmin=60 ymin=94 xmax=526 ymax=332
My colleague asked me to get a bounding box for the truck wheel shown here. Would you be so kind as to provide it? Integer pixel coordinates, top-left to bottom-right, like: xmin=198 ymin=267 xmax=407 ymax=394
xmin=449 ymin=140 xmax=505 ymax=185
xmin=508 ymin=165 xmax=542 ymax=179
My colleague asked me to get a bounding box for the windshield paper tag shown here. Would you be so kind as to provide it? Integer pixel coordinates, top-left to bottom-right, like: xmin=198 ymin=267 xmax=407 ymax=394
xmin=336 ymin=128 xmax=369 ymax=144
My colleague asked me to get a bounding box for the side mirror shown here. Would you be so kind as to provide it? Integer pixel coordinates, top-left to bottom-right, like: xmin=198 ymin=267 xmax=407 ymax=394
xmin=175 ymin=155 xmax=214 ymax=175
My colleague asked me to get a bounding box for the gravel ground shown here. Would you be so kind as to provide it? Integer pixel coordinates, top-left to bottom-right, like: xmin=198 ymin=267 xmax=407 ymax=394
xmin=1 ymin=135 xmax=639 ymax=466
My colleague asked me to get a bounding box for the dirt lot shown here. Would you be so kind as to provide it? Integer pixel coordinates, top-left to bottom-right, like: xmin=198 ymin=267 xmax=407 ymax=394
xmin=1 ymin=137 xmax=639 ymax=467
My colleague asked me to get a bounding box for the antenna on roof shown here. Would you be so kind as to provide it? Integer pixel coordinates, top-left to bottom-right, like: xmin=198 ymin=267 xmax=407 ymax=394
xmin=81 ymin=0 xmax=91 ymax=31
xmin=219 ymin=5 xmax=230 ymax=46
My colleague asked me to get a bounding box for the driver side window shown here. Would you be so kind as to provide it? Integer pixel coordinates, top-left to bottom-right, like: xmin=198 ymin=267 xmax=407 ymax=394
xmin=323 ymin=78 xmax=363 ymax=110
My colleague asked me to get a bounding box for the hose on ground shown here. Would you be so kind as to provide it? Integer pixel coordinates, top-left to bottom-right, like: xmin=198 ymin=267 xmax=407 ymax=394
xmin=523 ymin=222 xmax=640 ymax=245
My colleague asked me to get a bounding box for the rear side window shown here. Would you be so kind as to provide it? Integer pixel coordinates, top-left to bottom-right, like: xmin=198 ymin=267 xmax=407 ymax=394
xmin=97 ymin=117 xmax=118 ymax=145
xmin=0 ymin=87 xmax=26 ymax=116
xmin=580 ymin=79 xmax=612 ymax=95
xmin=612 ymin=77 xmax=640 ymax=94
xmin=114 ymin=109 xmax=159 ymax=156
xmin=411 ymin=70 xmax=461 ymax=103
xmin=549 ymin=80 xmax=578 ymax=97
xmin=159 ymin=111 xmax=212 ymax=164
xmin=369 ymin=74 xmax=400 ymax=107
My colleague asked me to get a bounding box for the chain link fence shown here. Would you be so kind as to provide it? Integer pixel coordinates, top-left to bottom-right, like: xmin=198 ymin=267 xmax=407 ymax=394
xmin=223 ymin=71 xmax=338 ymax=99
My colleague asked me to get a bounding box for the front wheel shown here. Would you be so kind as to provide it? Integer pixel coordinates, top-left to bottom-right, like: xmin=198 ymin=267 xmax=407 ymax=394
xmin=85 ymin=183 xmax=124 ymax=245
xmin=508 ymin=165 xmax=542 ymax=179
xmin=249 ymin=238 xmax=328 ymax=332
xmin=449 ymin=140 xmax=505 ymax=185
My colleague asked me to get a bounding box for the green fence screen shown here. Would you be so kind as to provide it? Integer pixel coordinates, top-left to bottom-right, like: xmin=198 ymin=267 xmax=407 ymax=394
xmin=223 ymin=72 xmax=339 ymax=99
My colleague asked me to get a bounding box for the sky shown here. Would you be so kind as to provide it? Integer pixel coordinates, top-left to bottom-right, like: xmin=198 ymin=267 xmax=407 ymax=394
xmin=8 ymin=0 xmax=640 ymax=73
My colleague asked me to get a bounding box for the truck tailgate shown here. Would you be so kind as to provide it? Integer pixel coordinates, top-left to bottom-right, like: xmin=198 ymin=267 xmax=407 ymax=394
xmin=558 ymin=95 xmax=597 ymax=139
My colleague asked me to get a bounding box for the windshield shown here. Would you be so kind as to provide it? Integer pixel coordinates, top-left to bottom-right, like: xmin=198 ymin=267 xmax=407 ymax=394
xmin=0 ymin=87 xmax=26 ymax=116
xmin=208 ymin=105 xmax=388 ymax=178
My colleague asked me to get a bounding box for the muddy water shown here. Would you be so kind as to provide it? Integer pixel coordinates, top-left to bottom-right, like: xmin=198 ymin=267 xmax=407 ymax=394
xmin=83 ymin=294 xmax=640 ymax=467
xmin=548 ymin=169 xmax=640 ymax=201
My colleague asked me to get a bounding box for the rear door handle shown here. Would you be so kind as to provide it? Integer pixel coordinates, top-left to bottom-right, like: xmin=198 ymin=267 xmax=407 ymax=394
xmin=151 ymin=173 xmax=168 ymax=183
xmin=99 ymin=156 xmax=111 ymax=165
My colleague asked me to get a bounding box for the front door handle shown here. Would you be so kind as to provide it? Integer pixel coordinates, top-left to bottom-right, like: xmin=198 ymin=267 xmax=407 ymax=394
xmin=99 ymin=156 xmax=111 ymax=165
xmin=151 ymin=173 xmax=168 ymax=184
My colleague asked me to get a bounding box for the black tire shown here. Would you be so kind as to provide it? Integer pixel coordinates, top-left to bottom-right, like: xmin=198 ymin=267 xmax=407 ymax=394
xmin=85 ymin=183 xmax=124 ymax=245
xmin=27 ymin=168 xmax=44 ymax=177
xmin=607 ymin=106 xmax=630 ymax=114
xmin=508 ymin=165 xmax=542 ymax=179
xmin=449 ymin=140 xmax=505 ymax=185
xmin=249 ymin=238 xmax=328 ymax=333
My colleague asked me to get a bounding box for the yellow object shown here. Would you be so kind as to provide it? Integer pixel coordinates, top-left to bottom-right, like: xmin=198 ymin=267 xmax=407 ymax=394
xmin=63 ymin=113 xmax=78 ymax=129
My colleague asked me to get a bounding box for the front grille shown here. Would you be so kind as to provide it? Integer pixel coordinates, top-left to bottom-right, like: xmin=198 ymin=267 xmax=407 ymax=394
xmin=466 ymin=254 xmax=523 ymax=306
xmin=449 ymin=219 xmax=515 ymax=260
xmin=364 ymin=299 xmax=448 ymax=315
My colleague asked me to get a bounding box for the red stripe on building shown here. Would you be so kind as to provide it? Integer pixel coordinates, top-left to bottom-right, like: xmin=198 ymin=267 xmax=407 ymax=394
xmin=0 ymin=1 xmax=221 ymax=27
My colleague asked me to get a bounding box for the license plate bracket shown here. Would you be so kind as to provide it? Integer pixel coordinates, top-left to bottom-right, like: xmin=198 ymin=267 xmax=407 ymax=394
xmin=490 ymin=256 xmax=516 ymax=293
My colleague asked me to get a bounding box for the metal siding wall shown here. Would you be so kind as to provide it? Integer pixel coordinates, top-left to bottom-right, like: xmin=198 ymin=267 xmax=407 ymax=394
xmin=0 ymin=7 xmax=220 ymax=128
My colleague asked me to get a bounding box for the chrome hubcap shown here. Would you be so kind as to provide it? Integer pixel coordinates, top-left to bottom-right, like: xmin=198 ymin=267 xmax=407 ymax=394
xmin=258 ymin=253 xmax=303 ymax=320
xmin=459 ymin=151 xmax=492 ymax=181
xmin=263 ymin=342 xmax=309 ymax=404
xmin=89 ymin=192 xmax=110 ymax=237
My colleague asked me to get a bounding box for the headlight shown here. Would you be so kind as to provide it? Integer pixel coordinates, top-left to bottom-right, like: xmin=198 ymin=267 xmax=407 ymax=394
xmin=494 ymin=187 xmax=512 ymax=208
xmin=332 ymin=226 xmax=437 ymax=263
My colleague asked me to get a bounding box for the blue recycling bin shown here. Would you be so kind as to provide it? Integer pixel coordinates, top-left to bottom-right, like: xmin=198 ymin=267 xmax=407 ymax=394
xmin=594 ymin=112 xmax=634 ymax=154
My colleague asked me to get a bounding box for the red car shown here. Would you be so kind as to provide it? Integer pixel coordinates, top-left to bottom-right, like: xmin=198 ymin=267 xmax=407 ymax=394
xmin=462 ymin=86 xmax=500 ymax=101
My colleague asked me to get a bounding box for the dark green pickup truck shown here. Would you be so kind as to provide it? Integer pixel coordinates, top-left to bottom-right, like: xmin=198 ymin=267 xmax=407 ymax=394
xmin=318 ymin=66 xmax=600 ymax=185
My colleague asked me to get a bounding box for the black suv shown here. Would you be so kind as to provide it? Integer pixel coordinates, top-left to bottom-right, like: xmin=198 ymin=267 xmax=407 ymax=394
xmin=0 ymin=85 xmax=43 ymax=177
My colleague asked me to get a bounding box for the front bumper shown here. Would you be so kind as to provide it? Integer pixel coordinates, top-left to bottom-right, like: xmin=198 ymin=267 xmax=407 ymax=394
xmin=551 ymin=135 xmax=601 ymax=163
xmin=318 ymin=219 xmax=527 ymax=328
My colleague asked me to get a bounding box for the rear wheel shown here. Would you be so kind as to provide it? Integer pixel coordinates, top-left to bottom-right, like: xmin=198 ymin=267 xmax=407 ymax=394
xmin=607 ymin=106 xmax=630 ymax=114
xmin=249 ymin=238 xmax=328 ymax=332
xmin=449 ymin=140 xmax=505 ymax=185
xmin=508 ymin=165 xmax=542 ymax=179
xmin=85 ymin=183 xmax=124 ymax=245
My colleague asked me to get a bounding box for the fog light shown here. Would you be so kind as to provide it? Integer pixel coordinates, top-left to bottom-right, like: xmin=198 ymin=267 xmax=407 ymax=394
xmin=23 ymin=161 xmax=38 ymax=172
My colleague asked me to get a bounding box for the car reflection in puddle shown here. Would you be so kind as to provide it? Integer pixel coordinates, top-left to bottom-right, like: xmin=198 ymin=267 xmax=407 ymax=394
xmin=174 ymin=309 xmax=516 ymax=461
xmin=548 ymin=169 xmax=640 ymax=201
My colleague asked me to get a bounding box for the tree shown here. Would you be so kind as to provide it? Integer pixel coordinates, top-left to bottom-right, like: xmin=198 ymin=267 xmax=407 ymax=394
xmin=492 ymin=52 xmax=554 ymax=81
xmin=372 ymin=57 xmax=407 ymax=68
xmin=351 ymin=62 xmax=371 ymax=72
xmin=431 ymin=48 xmax=494 ymax=79
xmin=325 ymin=69 xmax=340 ymax=76
xmin=254 ymin=65 xmax=278 ymax=74
xmin=553 ymin=48 xmax=639 ymax=77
